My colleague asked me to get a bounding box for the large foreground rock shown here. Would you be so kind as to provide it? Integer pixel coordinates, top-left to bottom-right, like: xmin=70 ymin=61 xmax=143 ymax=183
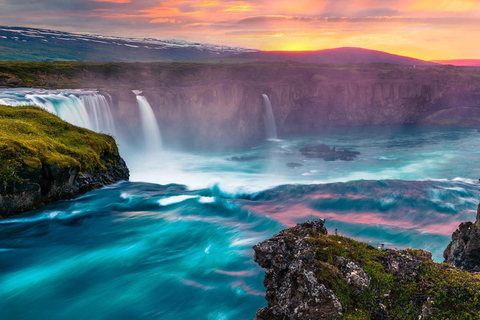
xmin=0 ymin=105 xmax=129 ymax=217
xmin=254 ymin=219 xmax=480 ymax=319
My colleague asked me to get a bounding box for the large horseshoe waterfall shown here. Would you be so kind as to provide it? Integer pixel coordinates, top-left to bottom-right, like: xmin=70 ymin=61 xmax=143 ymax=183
xmin=0 ymin=89 xmax=116 ymax=136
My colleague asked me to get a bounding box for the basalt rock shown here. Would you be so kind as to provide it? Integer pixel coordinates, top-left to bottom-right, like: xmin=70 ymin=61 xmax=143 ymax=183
xmin=444 ymin=203 xmax=480 ymax=272
xmin=286 ymin=162 xmax=303 ymax=168
xmin=0 ymin=105 xmax=129 ymax=217
xmin=254 ymin=219 xmax=480 ymax=319
xmin=254 ymin=220 xmax=343 ymax=320
xmin=0 ymin=154 xmax=129 ymax=217
xmin=228 ymin=155 xmax=266 ymax=162
xmin=300 ymin=143 xmax=360 ymax=161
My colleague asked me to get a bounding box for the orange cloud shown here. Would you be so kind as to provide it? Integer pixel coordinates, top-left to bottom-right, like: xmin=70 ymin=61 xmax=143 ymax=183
xmin=150 ymin=18 xmax=178 ymax=23
xmin=223 ymin=5 xmax=255 ymax=12
xmin=194 ymin=1 xmax=221 ymax=6
xmin=408 ymin=0 xmax=480 ymax=12
xmin=8 ymin=0 xmax=480 ymax=60
xmin=136 ymin=7 xmax=182 ymax=18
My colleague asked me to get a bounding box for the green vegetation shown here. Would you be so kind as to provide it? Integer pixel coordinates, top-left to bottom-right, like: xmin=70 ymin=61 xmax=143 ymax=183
xmin=0 ymin=105 xmax=119 ymax=182
xmin=307 ymin=232 xmax=480 ymax=319
xmin=1 ymin=60 xmax=480 ymax=90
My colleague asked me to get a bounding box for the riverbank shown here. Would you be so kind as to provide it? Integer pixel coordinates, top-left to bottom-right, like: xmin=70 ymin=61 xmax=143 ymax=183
xmin=0 ymin=104 xmax=129 ymax=217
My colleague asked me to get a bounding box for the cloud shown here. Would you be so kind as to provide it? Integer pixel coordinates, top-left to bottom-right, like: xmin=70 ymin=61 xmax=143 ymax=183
xmin=0 ymin=0 xmax=480 ymax=59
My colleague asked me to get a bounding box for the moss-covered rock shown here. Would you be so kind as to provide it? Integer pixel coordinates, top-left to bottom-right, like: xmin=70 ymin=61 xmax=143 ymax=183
xmin=0 ymin=105 xmax=129 ymax=217
xmin=254 ymin=220 xmax=480 ymax=319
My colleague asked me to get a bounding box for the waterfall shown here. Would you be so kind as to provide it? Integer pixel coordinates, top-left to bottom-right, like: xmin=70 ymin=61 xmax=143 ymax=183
xmin=80 ymin=95 xmax=116 ymax=136
xmin=0 ymin=89 xmax=116 ymax=136
xmin=262 ymin=94 xmax=278 ymax=140
xmin=134 ymin=93 xmax=163 ymax=153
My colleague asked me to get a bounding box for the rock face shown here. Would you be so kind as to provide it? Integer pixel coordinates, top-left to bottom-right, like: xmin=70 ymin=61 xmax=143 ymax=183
xmin=3 ymin=62 xmax=480 ymax=150
xmin=444 ymin=203 xmax=480 ymax=272
xmin=0 ymin=153 xmax=129 ymax=217
xmin=254 ymin=219 xmax=480 ymax=319
xmin=254 ymin=220 xmax=343 ymax=320
xmin=0 ymin=105 xmax=129 ymax=217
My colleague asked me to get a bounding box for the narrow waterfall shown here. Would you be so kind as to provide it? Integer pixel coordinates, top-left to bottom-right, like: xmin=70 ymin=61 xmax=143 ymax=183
xmin=134 ymin=93 xmax=163 ymax=153
xmin=0 ymin=89 xmax=116 ymax=136
xmin=261 ymin=94 xmax=278 ymax=140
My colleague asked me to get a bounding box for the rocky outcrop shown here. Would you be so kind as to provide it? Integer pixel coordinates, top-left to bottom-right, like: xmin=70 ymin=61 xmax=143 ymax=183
xmin=254 ymin=220 xmax=343 ymax=320
xmin=299 ymin=143 xmax=360 ymax=161
xmin=0 ymin=153 xmax=129 ymax=217
xmin=254 ymin=219 xmax=480 ymax=319
xmin=444 ymin=203 xmax=480 ymax=272
xmin=0 ymin=105 xmax=129 ymax=217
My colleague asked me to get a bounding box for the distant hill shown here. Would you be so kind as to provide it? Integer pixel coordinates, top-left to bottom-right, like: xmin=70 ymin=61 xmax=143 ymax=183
xmin=0 ymin=27 xmax=441 ymax=66
xmin=431 ymin=59 xmax=480 ymax=66
xmin=232 ymin=47 xmax=437 ymax=66
xmin=0 ymin=26 xmax=257 ymax=62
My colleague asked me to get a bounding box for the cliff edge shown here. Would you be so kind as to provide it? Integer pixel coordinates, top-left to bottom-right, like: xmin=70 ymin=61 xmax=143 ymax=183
xmin=444 ymin=203 xmax=480 ymax=272
xmin=254 ymin=220 xmax=480 ymax=319
xmin=0 ymin=105 xmax=129 ymax=217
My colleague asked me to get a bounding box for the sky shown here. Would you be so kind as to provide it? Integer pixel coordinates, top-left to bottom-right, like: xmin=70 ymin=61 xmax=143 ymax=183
xmin=1 ymin=0 xmax=480 ymax=60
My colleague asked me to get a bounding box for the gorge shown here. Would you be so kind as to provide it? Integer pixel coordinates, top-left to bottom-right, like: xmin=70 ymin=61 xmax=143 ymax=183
xmin=2 ymin=61 xmax=480 ymax=319
xmin=2 ymin=62 xmax=480 ymax=150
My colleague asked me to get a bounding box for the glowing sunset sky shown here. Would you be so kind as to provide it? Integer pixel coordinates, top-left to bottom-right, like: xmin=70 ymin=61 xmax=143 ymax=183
xmin=1 ymin=0 xmax=480 ymax=60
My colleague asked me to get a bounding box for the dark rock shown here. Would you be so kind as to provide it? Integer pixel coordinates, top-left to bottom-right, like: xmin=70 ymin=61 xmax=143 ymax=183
xmin=444 ymin=203 xmax=480 ymax=272
xmin=253 ymin=220 xmax=343 ymax=320
xmin=300 ymin=143 xmax=360 ymax=161
xmin=0 ymin=151 xmax=129 ymax=217
xmin=228 ymin=155 xmax=266 ymax=162
xmin=300 ymin=143 xmax=331 ymax=153
xmin=253 ymin=219 xmax=455 ymax=319
xmin=286 ymin=162 xmax=303 ymax=168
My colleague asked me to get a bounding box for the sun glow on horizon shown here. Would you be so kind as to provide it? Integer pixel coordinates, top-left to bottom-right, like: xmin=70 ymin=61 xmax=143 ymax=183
xmin=1 ymin=0 xmax=480 ymax=60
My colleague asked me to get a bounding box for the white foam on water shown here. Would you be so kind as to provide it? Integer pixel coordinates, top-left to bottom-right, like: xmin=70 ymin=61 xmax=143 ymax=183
xmin=158 ymin=195 xmax=199 ymax=206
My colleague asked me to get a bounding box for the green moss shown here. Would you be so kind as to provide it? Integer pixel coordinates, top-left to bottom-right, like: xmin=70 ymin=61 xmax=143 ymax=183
xmin=304 ymin=232 xmax=480 ymax=319
xmin=0 ymin=105 xmax=119 ymax=182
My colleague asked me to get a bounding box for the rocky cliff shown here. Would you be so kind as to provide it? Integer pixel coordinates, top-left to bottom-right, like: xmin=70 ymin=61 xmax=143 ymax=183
xmin=254 ymin=220 xmax=480 ymax=319
xmin=444 ymin=203 xmax=480 ymax=272
xmin=0 ymin=105 xmax=129 ymax=217
xmin=2 ymin=62 xmax=480 ymax=149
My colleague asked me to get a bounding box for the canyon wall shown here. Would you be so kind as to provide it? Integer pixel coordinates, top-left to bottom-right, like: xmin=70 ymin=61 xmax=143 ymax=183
xmin=2 ymin=62 xmax=480 ymax=149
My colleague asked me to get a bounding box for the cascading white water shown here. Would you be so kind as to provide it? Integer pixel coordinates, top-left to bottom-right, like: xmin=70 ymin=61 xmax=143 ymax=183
xmin=134 ymin=93 xmax=163 ymax=153
xmin=80 ymin=95 xmax=116 ymax=136
xmin=0 ymin=89 xmax=116 ymax=136
xmin=262 ymin=94 xmax=278 ymax=140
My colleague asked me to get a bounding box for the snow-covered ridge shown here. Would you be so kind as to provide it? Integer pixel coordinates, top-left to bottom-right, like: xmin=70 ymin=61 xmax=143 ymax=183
xmin=0 ymin=26 xmax=257 ymax=54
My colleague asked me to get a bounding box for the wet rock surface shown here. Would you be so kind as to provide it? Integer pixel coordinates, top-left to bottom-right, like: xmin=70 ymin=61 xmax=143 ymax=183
xmin=0 ymin=152 xmax=129 ymax=217
xmin=286 ymin=162 xmax=303 ymax=168
xmin=300 ymin=143 xmax=360 ymax=161
xmin=228 ymin=155 xmax=266 ymax=162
